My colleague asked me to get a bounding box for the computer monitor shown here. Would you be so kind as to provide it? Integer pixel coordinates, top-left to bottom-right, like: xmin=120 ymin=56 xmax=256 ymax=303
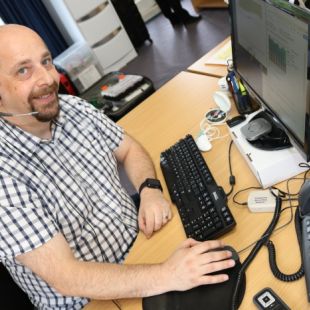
xmin=229 ymin=0 xmax=310 ymax=161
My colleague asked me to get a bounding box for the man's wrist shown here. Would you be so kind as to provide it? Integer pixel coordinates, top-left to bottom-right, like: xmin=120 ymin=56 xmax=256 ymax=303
xmin=138 ymin=178 xmax=163 ymax=195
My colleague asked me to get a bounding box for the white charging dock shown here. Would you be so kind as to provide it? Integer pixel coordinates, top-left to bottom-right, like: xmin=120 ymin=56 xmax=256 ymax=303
xmin=228 ymin=110 xmax=308 ymax=188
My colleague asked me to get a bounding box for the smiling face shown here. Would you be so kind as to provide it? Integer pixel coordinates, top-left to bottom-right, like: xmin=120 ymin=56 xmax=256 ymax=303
xmin=0 ymin=25 xmax=60 ymax=123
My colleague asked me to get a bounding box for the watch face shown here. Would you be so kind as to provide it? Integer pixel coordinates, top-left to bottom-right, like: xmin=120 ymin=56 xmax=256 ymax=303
xmin=146 ymin=178 xmax=161 ymax=187
xmin=139 ymin=178 xmax=162 ymax=194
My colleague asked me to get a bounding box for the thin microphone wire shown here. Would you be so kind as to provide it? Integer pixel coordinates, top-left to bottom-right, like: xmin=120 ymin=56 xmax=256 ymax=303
xmin=0 ymin=111 xmax=39 ymax=117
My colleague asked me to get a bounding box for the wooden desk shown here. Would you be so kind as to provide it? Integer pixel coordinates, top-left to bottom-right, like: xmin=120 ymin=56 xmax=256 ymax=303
xmin=187 ymin=37 xmax=231 ymax=78
xmin=86 ymin=72 xmax=309 ymax=310
xmin=191 ymin=0 xmax=228 ymax=11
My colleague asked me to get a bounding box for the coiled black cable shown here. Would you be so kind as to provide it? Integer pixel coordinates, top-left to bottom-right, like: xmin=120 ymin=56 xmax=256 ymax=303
xmin=231 ymin=195 xmax=282 ymax=310
xmin=265 ymin=208 xmax=304 ymax=282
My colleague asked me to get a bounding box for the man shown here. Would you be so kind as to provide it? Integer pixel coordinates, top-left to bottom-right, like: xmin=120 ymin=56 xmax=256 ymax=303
xmin=0 ymin=24 xmax=234 ymax=309
xmin=155 ymin=0 xmax=201 ymax=25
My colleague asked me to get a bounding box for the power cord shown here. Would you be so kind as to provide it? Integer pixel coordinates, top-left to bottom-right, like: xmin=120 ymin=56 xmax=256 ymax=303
xmin=231 ymin=170 xmax=310 ymax=308
xmin=232 ymin=186 xmax=262 ymax=206
xmin=112 ymin=299 xmax=122 ymax=310
xmin=236 ymin=173 xmax=309 ymax=255
xmin=226 ymin=140 xmax=235 ymax=197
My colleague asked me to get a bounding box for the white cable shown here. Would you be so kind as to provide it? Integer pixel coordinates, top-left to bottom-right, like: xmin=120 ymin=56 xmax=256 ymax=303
xmin=199 ymin=116 xmax=229 ymax=141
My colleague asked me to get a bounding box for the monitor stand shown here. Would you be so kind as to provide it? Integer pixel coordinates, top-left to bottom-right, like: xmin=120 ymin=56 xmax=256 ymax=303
xmin=228 ymin=109 xmax=308 ymax=188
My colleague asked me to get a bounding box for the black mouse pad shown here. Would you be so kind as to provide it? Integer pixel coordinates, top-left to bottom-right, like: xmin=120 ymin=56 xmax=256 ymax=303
xmin=142 ymin=259 xmax=246 ymax=310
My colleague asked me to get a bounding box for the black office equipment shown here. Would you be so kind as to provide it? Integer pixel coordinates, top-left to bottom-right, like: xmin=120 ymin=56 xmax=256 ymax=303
xmin=160 ymin=134 xmax=236 ymax=241
xmin=253 ymin=287 xmax=290 ymax=310
xmin=240 ymin=111 xmax=292 ymax=151
xmin=298 ymin=180 xmax=310 ymax=301
xmin=143 ymin=250 xmax=246 ymax=310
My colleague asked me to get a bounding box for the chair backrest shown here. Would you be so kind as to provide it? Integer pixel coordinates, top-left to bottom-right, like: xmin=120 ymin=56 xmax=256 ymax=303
xmin=0 ymin=263 xmax=33 ymax=309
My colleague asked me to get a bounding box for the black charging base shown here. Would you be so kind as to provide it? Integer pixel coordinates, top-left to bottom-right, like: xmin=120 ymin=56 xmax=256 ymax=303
xmin=246 ymin=110 xmax=292 ymax=151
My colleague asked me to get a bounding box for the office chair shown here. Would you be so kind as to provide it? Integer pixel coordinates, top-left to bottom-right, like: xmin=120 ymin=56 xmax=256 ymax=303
xmin=0 ymin=263 xmax=33 ymax=309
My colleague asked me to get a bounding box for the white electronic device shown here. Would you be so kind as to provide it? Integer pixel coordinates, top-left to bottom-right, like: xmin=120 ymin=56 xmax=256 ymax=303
xmin=218 ymin=76 xmax=230 ymax=92
xmin=213 ymin=91 xmax=231 ymax=113
xmin=247 ymin=189 xmax=278 ymax=212
xmin=228 ymin=109 xmax=308 ymax=188
xmin=195 ymin=132 xmax=212 ymax=152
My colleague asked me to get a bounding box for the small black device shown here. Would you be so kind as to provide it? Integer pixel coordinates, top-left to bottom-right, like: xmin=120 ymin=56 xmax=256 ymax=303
xmin=139 ymin=178 xmax=163 ymax=195
xmin=253 ymin=287 xmax=290 ymax=309
xmin=160 ymin=134 xmax=236 ymax=241
xmin=240 ymin=111 xmax=292 ymax=151
xmin=226 ymin=115 xmax=246 ymax=128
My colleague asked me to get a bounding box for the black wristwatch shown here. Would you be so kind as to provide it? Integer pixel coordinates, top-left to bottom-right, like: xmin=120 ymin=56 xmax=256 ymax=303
xmin=139 ymin=178 xmax=163 ymax=195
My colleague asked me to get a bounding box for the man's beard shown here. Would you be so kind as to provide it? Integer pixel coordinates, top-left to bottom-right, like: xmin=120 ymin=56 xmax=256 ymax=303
xmin=29 ymin=81 xmax=60 ymax=122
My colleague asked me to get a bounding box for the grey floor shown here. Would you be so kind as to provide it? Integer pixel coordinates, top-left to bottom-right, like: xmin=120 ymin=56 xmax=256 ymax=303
xmin=121 ymin=0 xmax=231 ymax=90
xmin=119 ymin=1 xmax=231 ymax=194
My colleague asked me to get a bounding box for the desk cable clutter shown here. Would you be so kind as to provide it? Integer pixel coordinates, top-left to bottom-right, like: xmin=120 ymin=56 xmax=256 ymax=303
xmin=143 ymin=194 xmax=289 ymax=310
xmin=195 ymin=79 xmax=232 ymax=152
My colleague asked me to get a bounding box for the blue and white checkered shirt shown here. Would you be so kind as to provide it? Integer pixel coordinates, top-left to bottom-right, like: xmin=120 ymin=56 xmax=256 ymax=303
xmin=0 ymin=95 xmax=138 ymax=309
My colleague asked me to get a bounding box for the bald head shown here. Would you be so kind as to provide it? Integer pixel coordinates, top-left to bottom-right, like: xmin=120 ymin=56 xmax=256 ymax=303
xmin=0 ymin=25 xmax=48 ymax=68
xmin=0 ymin=24 xmax=42 ymax=40
xmin=0 ymin=24 xmax=60 ymax=125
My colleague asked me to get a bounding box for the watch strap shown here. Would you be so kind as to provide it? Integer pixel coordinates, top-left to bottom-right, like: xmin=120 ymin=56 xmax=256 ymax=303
xmin=138 ymin=178 xmax=163 ymax=195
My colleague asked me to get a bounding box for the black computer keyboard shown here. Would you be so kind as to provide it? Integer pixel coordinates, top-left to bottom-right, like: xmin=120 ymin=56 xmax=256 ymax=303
xmin=160 ymin=134 xmax=236 ymax=241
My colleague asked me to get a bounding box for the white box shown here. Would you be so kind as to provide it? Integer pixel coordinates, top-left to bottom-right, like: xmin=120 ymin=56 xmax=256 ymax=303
xmin=54 ymin=41 xmax=103 ymax=93
xmin=228 ymin=110 xmax=308 ymax=188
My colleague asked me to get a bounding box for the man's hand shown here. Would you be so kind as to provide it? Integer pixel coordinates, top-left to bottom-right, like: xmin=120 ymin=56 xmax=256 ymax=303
xmin=138 ymin=188 xmax=172 ymax=238
xmin=161 ymin=239 xmax=235 ymax=292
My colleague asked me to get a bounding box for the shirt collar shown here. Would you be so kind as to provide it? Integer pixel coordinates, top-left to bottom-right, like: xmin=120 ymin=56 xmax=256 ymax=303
xmin=0 ymin=103 xmax=67 ymax=156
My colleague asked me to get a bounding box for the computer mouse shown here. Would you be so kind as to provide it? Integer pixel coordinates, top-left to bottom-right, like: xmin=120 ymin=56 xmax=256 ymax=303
xmin=195 ymin=133 xmax=212 ymax=152
xmin=210 ymin=245 xmax=239 ymax=263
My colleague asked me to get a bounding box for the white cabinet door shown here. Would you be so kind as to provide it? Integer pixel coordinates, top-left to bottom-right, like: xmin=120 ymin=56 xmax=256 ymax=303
xmin=135 ymin=0 xmax=160 ymax=22
xmin=64 ymin=0 xmax=137 ymax=74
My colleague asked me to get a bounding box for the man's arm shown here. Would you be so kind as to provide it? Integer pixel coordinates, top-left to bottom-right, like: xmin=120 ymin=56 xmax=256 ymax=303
xmin=16 ymin=234 xmax=235 ymax=300
xmin=114 ymin=133 xmax=172 ymax=238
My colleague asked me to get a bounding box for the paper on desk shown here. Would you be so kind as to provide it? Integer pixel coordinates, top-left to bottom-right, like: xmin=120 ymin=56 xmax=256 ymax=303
xmin=205 ymin=40 xmax=232 ymax=66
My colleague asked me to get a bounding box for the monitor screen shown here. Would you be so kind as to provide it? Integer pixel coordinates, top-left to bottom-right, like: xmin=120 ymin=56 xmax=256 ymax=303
xmin=230 ymin=0 xmax=310 ymax=160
